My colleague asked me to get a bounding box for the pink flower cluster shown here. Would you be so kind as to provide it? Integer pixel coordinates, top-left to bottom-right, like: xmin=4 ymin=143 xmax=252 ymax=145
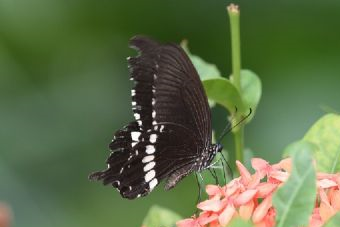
xmin=176 ymin=158 xmax=340 ymax=227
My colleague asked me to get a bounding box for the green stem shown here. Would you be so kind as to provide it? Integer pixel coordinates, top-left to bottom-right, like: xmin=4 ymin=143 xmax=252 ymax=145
xmin=234 ymin=126 xmax=244 ymax=162
xmin=228 ymin=4 xmax=244 ymax=162
xmin=228 ymin=4 xmax=241 ymax=91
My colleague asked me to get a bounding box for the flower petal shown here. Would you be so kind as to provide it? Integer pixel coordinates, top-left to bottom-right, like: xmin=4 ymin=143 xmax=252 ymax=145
xmin=252 ymin=195 xmax=272 ymax=223
xmin=226 ymin=179 xmax=241 ymax=197
xmin=239 ymin=200 xmax=254 ymax=220
xmin=251 ymin=158 xmax=269 ymax=171
xmin=197 ymin=197 xmax=223 ymax=212
xmin=319 ymin=188 xmax=336 ymax=222
xmin=198 ymin=211 xmax=218 ymax=225
xmin=274 ymin=158 xmax=292 ymax=172
xmin=269 ymin=170 xmax=289 ymax=182
xmin=234 ymin=189 xmax=257 ymax=206
xmin=248 ymin=172 xmax=262 ymax=189
xmin=236 ymin=161 xmax=252 ymax=185
xmin=318 ymin=178 xmax=337 ymax=189
xmin=176 ymin=218 xmax=200 ymax=227
xmin=329 ymin=189 xmax=340 ymax=211
xmin=218 ymin=204 xmax=236 ymax=226
xmin=256 ymin=183 xmax=277 ymax=198
xmin=309 ymin=208 xmax=323 ymax=227
xmin=206 ymin=185 xmax=222 ymax=197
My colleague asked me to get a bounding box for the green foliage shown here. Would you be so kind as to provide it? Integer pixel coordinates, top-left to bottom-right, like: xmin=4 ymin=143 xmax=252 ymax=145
xmin=181 ymin=40 xmax=221 ymax=80
xmin=273 ymin=143 xmax=316 ymax=227
xmin=303 ymin=114 xmax=340 ymax=173
xmin=282 ymin=140 xmax=319 ymax=158
xmin=142 ymin=205 xmax=182 ymax=227
xmin=203 ymin=78 xmax=245 ymax=113
xmin=238 ymin=70 xmax=262 ymax=122
xmin=181 ymin=41 xmax=261 ymax=124
xmin=323 ymin=212 xmax=340 ymax=227
xmin=228 ymin=218 xmax=253 ymax=227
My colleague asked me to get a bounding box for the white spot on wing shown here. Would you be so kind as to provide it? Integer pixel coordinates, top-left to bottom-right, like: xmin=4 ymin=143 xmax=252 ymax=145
xmin=143 ymin=161 xmax=156 ymax=172
xmin=131 ymin=89 xmax=136 ymax=96
xmin=132 ymin=101 xmax=136 ymax=106
xmin=149 ymin=178 xmax=158 ymax=190
xmin=145 ymin=145 xmax=155 ymax=154
xmin=131 ymin=142 xmax=137 ymax=147
xmin=149 ymin=134 xmax=157 ymax=143
xmin=142 ymin=155 xmax=154 ymax=163
xmin=144 ymin=170 xmax=156 ymax=182
xmin=152 ymin=111 xmax=156 ymax=118
xmin=134 ymin=113 xmax=140 ymax=120
xmin=160 ymin=125 xmax=165 ymax=132
xmin=131 ymin=132 xmax=141 ymax=141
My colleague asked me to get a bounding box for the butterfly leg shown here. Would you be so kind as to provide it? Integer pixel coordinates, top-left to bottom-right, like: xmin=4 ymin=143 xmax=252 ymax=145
xmin=194 ymin=172 xmax=205 ymax=214
xmin=220 ymin=158 xmax=227 ymax=185
xmin=208 ymin=168 xmax=219 ymax=185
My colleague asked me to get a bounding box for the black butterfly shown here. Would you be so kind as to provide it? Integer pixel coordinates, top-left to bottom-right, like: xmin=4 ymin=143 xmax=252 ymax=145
xmin=89 ymin=36 xmax=223 ymax=199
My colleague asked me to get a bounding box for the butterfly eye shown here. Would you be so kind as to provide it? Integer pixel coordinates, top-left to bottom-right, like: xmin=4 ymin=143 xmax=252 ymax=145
xmin=217 ymin=143 xmax=223 ymax=153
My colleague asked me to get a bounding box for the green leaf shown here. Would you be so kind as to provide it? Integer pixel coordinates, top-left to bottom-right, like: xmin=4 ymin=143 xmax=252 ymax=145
xmin=323 ymin=212 xmax=340 ymax=227
xmin=181 ymin=41 xmax=262 ymax=124
xmin=228 ymin=218 xmax=253 ymax=227
xmin=142 ymin=205 xmax=182 ymax=227
xmin=273 ymin=142 xmax=316 ymax=227
xmin=303 ymin=114 xmax=340 ymax=173
xmin=239 ymin=69 xmax=262 ymax=121
xmin=282 ymin=140 xmax=319 ymax=158
xmin=181 ymin=40 xmax=221 ymax=80
xmin=202 ymin=78 xmax=245 ymax=113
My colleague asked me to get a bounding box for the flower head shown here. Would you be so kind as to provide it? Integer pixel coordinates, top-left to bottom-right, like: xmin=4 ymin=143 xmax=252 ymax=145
xmin=176 ymin=158 xmax=340 ymax=227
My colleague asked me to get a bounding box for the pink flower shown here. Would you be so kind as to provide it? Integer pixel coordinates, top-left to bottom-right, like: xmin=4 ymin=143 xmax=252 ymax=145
xmin=176 ymin=158 xmax=340 ymax=227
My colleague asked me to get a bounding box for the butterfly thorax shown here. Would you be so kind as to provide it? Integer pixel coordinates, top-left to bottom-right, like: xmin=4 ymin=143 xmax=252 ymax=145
xmin=197 ymin=143 xmax=223 ymax=171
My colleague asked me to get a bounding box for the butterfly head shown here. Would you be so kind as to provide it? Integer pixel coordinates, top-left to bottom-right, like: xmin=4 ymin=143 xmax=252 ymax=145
xmin=215 ymin=143 xmax=223 ymax=153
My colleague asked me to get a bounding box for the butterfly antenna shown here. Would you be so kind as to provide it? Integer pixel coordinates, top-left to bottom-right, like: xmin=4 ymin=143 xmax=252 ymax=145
xmin=217 ymin=108 xmax=252 ymax=143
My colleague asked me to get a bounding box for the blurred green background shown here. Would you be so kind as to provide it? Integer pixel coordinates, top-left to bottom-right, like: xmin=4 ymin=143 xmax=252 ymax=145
xmin=1 ymin=0 xmax=340 ymax=226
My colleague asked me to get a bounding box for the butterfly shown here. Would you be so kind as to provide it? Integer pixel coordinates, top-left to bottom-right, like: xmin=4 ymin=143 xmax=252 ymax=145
xmin=89 ymin=36 xmax=223 ymax=199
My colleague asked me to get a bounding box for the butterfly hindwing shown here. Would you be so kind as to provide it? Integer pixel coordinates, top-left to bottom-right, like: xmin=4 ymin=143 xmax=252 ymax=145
xmin=90 ymin=122 xmax=200 ymax=199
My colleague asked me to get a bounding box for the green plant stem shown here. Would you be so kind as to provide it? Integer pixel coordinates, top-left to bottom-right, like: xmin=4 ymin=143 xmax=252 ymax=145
xmin=228 ymin=4 xmax=241 ymax=91
xmin=228 ymin=4 xmax=244 ymax=162
xmin=234 ymin=126 xmax=244 ymax=162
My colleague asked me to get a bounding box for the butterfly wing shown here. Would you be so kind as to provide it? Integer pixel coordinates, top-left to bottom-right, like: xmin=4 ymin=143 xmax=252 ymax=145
xmin=89 ymin=36 xmax=212 ymax=199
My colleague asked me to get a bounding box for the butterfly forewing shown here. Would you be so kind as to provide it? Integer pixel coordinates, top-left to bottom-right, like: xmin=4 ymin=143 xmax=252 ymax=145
xmin=89 ymin=36 xmax=215 ymax=199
